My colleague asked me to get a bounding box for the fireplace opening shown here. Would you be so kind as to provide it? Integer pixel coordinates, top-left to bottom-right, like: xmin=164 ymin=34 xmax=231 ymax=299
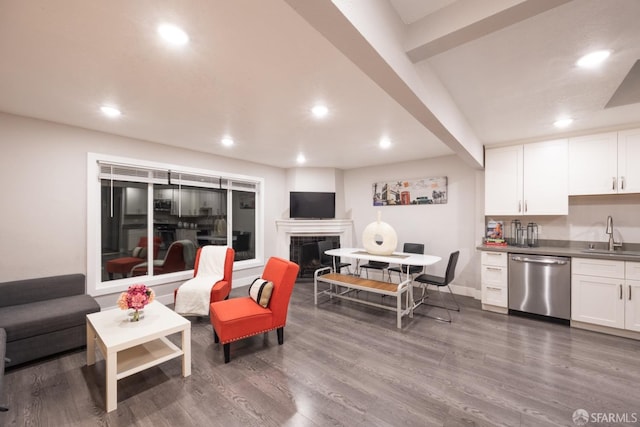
xmin=290 ymin=235 xmax=340 ymax=277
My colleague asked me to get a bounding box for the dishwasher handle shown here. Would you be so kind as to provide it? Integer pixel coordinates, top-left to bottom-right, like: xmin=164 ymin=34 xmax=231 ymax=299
xmin=510 ymin=255 xmax=568 ymax=265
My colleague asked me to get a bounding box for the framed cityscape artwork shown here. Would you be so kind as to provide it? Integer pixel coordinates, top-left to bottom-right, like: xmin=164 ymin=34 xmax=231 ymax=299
xmin=372 ymin=176 xmax=448 ymax=206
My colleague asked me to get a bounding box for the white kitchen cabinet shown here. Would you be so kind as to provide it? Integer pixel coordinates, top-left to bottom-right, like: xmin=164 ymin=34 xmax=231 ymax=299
xmin=568 ymin=128 xmax=640 ymax=195
xmin=572 ymin=272 xmax=624 ymax=329
xmin=626 ymin=280 xmax=640 ymax=332
xmin=485 ymin=145 xmax=523 ymax=215
xmin=481 ymin=251 xmax=508 ymax=313
xmin=485 ymin=139 xmax=568 ymax=215
xmin=625 ymin=262 xmax=640 ymax=332
xmin=617 ymin=128 xmax=640 ymax=194
xmin=568 ymin=132 xmax=618 ymax=195
xmin=200 ymin=191 xmax=225 ymax=214
xmin=572 ymin=257 xmax=640 ymax=332
xmin=125 ymin=187 xmax=148 ymax=215
xmin=172 ymin=188 xmax=199 ymax=216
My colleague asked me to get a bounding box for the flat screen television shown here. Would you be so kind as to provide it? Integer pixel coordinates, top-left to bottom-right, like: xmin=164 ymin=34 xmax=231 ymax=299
xmin=290 ymin=191 xmax=335 ymax=219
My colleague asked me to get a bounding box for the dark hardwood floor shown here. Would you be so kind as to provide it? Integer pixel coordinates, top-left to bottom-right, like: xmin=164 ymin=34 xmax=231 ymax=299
xmin=2 ymin=280 xmax=640 ymax=426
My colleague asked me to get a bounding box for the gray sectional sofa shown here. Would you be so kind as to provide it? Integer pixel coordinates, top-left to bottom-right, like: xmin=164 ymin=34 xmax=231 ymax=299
xmin=0 ymin=274 xmax=100 ymax=368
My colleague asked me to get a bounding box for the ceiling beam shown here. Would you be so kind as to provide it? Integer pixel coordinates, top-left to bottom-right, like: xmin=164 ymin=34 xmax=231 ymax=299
xmin=284 ymin=0 xmax=484 ymax=169
xmin=406 ymin=0 xmax=572 ymax=62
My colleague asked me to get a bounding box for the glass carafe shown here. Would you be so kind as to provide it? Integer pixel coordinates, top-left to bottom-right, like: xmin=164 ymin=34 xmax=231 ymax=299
xmin=516 ymin=227 xmax=526 ymax=247
xmin=510 ymin=220 xmax=521 ymax=246
xmin=527 ymin=222 xmax=538 ymax=247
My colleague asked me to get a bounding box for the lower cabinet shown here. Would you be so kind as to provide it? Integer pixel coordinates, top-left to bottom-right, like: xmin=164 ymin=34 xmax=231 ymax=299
xmin=481 ymin=251 xmax=508 ymax=313
xmin=625 ymin=262 xmax=640 ymax=332
xmin=572 ymin=257 xmax=640 ymax=332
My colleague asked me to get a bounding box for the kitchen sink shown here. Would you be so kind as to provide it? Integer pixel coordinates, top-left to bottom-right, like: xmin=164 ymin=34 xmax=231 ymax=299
xmin=581 ymin=249 xmax=640 ymax=256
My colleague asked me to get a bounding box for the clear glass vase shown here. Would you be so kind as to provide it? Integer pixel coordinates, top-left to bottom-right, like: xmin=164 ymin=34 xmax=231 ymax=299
xmin=129 ymin=309 xmax=144 ymax=322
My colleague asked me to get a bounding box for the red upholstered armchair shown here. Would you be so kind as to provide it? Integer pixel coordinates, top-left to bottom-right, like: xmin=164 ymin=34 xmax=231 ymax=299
xmin=173 ymin=246 xmax=234 ymax=307
xmin=209 ymin=257 xmax=299 ymax=363
xmin=131 ymin=241 xmax=185 ymax=276
xmin=105 ymin=237 xmax=161 ymax=279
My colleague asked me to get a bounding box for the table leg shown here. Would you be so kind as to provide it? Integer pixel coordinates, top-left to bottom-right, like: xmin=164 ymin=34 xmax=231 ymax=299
xmin=106 ymin=350 xmax=117 ymax=412
xmin=86 ymin=320 xmax=96 ymax=366
xmin=182 ymin=326 xmax=191 ymax=377
xmin=396 ymin=292 xmax=402 ymax=329
xmin=409 ymin=282 xmax=416 ymax=317
xmin=314 ymin=274 xmax=318 ymax=305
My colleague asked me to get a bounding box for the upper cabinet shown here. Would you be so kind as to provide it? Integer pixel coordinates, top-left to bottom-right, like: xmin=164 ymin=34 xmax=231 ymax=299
xmin=618 ymin=128 xmax=640 ymax=194
xmin=569 ymin=128 xmax=640 ymax=195
xmin=485 ymin=139 xmax=568 ymax=215
xmin=125 ymin=187 xmax=147 ymax=215
xmin=568 ymin=132 xmax=617 ymax=195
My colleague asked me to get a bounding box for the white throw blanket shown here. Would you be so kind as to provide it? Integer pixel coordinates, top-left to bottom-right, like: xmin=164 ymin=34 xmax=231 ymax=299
xmin=174 ymin=245 xmax=227 ymax=316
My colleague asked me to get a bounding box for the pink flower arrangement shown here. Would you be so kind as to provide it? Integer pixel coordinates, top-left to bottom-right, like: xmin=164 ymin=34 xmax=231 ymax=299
xmin=117 ymin=284 xmax=155 ymax=312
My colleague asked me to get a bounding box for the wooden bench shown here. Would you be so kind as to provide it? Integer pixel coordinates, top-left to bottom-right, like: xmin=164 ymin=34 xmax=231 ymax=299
xmin=313 ymin=268 xmax=413 ymax=328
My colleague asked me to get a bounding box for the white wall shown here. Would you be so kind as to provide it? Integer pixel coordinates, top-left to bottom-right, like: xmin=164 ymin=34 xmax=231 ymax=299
xmin=284 ymin=167 xmax=347 ymax=219
xmin=344 ymin=155 xmax=482 ymax=295
xmin=0 ymin=113 xmax=488 ymax=304
xmin=0 ymin=112 xmax=286 ymax=306
xmin=487 ymin=194 xmax=640 ymax=246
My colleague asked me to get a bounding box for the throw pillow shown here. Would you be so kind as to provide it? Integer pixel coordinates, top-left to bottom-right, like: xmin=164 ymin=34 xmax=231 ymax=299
xmin=249 ymin=278 xmax=273 ymax=308
xmin=132 ymin=246 xmax=148 ymax=258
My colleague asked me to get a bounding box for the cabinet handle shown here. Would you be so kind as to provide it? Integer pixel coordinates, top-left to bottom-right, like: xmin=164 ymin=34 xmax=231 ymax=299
xmin=630 ymin=285 xmax=632 ymax=301
xmin=518 ymin=201 xmax=522 ymax=213
xmin=485 ymin=267 xmax=502 ymax=271
xmin=487 ymin=286 xmax=502 ymax=291
xmin=620 ymin=284 xmax=623 ymax=300
xmin=621 ymin=176 xmax=625 ymax=190
xmin=524 ymin=200 xmax=528 ymax=212
xmin=612 ymin=177 xmax=616 ymax=191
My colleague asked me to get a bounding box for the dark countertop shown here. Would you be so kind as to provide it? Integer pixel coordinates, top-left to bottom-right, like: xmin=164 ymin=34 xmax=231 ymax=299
xmin=477 ymin=240 xmax=640 ymax=262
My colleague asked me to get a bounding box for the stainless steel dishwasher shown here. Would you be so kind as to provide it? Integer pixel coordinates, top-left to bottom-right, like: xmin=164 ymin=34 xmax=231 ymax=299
xmin=508 ymin=254 xmax=571 ymax=321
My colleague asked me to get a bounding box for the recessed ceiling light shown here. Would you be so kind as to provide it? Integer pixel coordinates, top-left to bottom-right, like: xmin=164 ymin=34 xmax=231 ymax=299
xmin=554 ymin=118 xmax=573 ymax=128
xmin=157 ymin=23 xmax=189 ymax=46
xmin=576 ymin=50 xmax=611 ymax=68
xmin=221 ymin=137 xmax=234 ymax=147
xmin=296 ymin=153 xmax=306 ymax=164
xmin=100 ymin=105 xmax=121 ymax=118
xmin=379 ymin=138 xmax=391 ymax=149
xmin=311 ymin=104 xmax=329 ymax=119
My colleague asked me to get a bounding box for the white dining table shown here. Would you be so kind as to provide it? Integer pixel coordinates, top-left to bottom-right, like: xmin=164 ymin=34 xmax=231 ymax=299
xmin=324 ymin=247 xmax=441 ymax=278
xmin=316 ymin=248 xmax=442 ymax=327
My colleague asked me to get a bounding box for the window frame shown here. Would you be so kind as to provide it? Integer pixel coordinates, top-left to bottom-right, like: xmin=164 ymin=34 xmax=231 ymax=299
xmin=87 ymin=153 xmax=264 ymax=296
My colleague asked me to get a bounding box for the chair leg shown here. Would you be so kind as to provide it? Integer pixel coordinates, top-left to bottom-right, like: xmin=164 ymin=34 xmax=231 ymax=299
xmin=419 ymin=285 xmax=460 ymax=323
xmin=223 ymin=343 xmax=231 ymax=363
xmin=213 ymin=330 xmax=219 ymax=343
xmin=446 ymin=284 xmax=461 ymax=312
xmin=277 ymin=327 xmax=284 ymax=345
xmin=428 ymin=287 xmax=452 ymax=323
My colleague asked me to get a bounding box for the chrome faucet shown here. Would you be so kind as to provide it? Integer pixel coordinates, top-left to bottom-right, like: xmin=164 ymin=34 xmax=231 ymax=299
xmin=606 ymin=216 xmax=622 ymax=251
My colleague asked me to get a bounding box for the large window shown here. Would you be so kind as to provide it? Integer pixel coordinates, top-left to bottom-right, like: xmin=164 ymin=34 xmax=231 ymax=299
xmin=88 ymin=154 xmax=262 ymax=295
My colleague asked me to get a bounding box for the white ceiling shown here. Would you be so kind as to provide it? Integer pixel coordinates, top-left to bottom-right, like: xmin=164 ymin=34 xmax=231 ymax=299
xmin=1 ymin=0 xmax=639 ymax=170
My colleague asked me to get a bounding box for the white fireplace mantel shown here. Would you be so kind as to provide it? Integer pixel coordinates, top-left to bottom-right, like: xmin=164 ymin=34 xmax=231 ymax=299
xmin=275 ymin=219 xmax=354 ymax=259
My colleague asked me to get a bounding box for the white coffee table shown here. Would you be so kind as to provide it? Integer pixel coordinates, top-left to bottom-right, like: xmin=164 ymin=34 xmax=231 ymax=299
xmin=86 ymin=301 xmax=191 ymax=412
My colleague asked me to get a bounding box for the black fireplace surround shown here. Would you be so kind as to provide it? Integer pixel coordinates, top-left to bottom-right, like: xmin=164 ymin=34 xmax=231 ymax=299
xmin=290 ymin=235 xmax=339 ymax=277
